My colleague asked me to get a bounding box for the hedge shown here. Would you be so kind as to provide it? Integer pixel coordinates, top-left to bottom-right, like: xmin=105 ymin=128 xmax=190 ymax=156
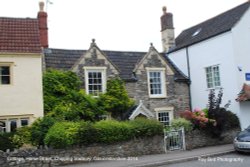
xmin=44 ymin=118 xmax=164 ymax=148
xmin=44 ymin=122 xmax=81 ymax=149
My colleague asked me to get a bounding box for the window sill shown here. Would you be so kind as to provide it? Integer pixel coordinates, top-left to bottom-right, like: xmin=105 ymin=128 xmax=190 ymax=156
xmin=206 ymin=86 xmax=223 ymax=91
xmin=149 ymin=95 xmax=167 ymax=99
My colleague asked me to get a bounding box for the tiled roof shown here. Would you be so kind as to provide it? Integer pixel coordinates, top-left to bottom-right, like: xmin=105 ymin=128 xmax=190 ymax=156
xmin=236 ymin=83 xmax=250 ymax=102
xmin=0 ymin=17 xmax=42 ymax=53
xmin=44 ymin=48 xmax=188 ymax=82
xmin=169 ymin=2 xmax=250 ymax=53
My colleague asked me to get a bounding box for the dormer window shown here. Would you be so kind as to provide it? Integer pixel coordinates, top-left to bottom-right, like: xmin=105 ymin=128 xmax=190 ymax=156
xmin=146 ymin=68 xmax=167 ymax=98
xmin=84 ymin=67 xmax=107 ymax=96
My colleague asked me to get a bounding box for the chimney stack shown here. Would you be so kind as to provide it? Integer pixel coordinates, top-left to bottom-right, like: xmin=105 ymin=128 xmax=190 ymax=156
xmin=161 ymin=6 xmax=175 ymax=53
xmin=38 ymin=1 xmax=48 ymax=48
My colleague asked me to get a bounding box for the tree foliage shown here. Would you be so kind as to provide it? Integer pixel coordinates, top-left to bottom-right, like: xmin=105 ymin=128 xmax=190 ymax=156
xmin=206 ymin=89 xmax=240 ymax=137
xmin=98 ymin=78 xmax=135 ymax=120
xmin=43 ymin=69 xmax=105 ymax=121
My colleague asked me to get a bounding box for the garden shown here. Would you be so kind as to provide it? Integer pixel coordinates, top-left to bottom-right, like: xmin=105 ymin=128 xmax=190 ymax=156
xmin=168 ymin=89 xmax=241 ymax=149
xmin=0 ymin=69 xmax=164 ymax=151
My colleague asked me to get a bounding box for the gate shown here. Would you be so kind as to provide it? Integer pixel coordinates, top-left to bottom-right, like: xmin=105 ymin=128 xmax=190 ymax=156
xmin=164 ymin=127 xmax=186 ymax=152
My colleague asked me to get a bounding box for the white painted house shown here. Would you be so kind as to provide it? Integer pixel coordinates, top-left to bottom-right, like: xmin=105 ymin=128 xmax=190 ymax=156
xmin=0 ymin=2 xmax=47 ymax=132
xmin=163 ymin=1 xmax=250 ymax=129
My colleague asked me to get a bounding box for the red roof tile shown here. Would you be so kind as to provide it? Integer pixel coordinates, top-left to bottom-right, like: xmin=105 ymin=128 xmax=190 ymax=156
xmin=0 ymin=17 xmax=42 ymax=54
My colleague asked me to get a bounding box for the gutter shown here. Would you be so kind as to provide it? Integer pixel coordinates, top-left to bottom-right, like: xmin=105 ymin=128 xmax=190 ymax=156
xmin=186 ymin=47 xmax=192 ymax=110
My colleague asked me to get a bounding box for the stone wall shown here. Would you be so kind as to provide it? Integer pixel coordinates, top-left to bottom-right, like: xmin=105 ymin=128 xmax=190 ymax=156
xmin=126 ymin=48 xmax=190 ymax=118
xmin=185 ymin=128 xmax=240 ymax=150
xmin=0 ymin=135 xmax=164 ymax=167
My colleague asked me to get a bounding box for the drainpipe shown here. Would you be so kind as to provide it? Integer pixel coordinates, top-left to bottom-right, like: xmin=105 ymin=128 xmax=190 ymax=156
xmin=186 ymin=47 xmax=192 ymax=111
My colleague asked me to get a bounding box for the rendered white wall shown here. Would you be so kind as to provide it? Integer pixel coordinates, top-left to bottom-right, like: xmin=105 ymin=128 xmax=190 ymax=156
xmin=0 ymin=54 xmax=44 ymax=122
xmin=231 ymin=8 xmax=250 ymax=129
xmin=168 ymin=49 xmax=188 ymax=77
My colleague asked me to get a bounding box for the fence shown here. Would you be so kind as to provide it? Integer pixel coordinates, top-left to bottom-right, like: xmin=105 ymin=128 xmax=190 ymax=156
xmin=164 ymin=127 xmax=186 ymax=152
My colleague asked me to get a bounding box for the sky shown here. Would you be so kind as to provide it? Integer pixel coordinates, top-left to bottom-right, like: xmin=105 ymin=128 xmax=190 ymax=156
xmin=0 ymin=0 xmax=247 ymax=52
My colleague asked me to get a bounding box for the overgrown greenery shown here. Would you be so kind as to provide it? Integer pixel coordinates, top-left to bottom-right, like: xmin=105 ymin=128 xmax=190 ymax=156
xmin=29 ymin=116 xmax=57 ymax=146
xmin=44 ymin=118 xmax=164 ymax=149
xmin=170 ymin=118 xmax=193 ymax=132
xmin=43 ymin=69 xmax=105 ymax=121
xmin=4 ymin=71 xmax=160 ymax=150
xmin=0 ymin=132 xmax=16 ymax=151
xmin=98 ymin=78 xmax=135 ymax=120
xmin=44 ymin=122 xmax=81 ymax=149
xmin=180 ymin=89 xmax=241 ymax=138
xmin=205 ymin=89 xmax=240 ymax=137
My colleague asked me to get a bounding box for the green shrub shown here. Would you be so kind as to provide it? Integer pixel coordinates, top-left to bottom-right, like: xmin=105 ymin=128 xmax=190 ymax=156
xmin=30 ymin=116 xmax=57 ymax=146
xmin=11 ymin=126 xmax=32 ymax=148
xmin=44 ymin=122 xmax=80 ymax=149
xmin=43 ymin=118 xmax=164 ymax=147
xmin=170 ymin=118 xmax=193 ymax=132
xmin=98 ymin=78 xmax=135 ymax=120
xmin=94 ymin=120 xmax=133 ymax=143
xmin=77 ymin=121 xmax=97 ymax=145
xmin=130 ymin=118 xmax=164 ymax=137
xmin=0 ymin=132 xmax=16 ymax=151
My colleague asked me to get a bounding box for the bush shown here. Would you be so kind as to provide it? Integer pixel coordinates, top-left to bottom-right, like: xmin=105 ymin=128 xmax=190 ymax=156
xmin=130 ymin=118 xmax=164 ymax=137
xmin=94 ymin=120 xmax=133 ymax=143
xmin=205 ymin=89 xmax=241 ymax=137
xmin=43 ymin=69 xmax=81 ymax=113
xmin=206 ymin=108 xmax=241 ymax=137
xmin=43 ymin=69 xmax=105 ymax=122
xmin=98 ymin=78 xmax=135 ymax=120
xmin=30 ymin=116 xmax=57 ymax=146
xmin=180 ymin=109 xmax=216 ymax=130
xmin=0 ymin=132 xmax=16 ymax=151
xmin=44 ymin=122 xmax=80 ymax=149
xmin=77 ymin=121 xmax=97 ymax=145
xmin=43 ymin=118 xmax=164 ymax=148
xmin=170 ymin=118 xmax=193 ymax=132
xmin=11 ymin=126 xmax=32 ymax=148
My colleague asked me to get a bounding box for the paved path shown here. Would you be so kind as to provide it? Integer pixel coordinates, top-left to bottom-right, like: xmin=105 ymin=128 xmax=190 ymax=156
xmin=62 ymin=144 xmax=235 ymax=167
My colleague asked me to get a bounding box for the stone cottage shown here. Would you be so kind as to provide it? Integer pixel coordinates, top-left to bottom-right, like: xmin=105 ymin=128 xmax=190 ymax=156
xmin=38 ymin=2 xmax=190 ymax=125
xmin=44 ymin=39 xmax=190 ymax=125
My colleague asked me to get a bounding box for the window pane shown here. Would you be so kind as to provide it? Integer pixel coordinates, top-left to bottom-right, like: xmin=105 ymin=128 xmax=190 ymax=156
xmin=205 ymin=65 xmax=220 ymax=89
xmin=0 ymin=120 xmax=6 ymax=132
xmin=149 ymin=71 xmax=162 ymax=95
xmin=1 ymin=76 xmax=10 ymax=84
xmin=88 ymin=71 xmax=103 ymax=95
xmin=1 ymin=66 xmax=10 ymax=75
xmin=0 ymin=66 xmax=10 ymax=85
xmin=21 ymin=119 xmax=29 ymax=126
xmin=10 ymin=120 xmax=17 ymax=132
xmin=158 ymin=112 xmax=169 ymax=126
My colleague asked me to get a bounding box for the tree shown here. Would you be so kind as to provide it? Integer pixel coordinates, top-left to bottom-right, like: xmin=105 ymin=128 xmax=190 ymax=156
xmin=98 ymin=78 xmax=135 ymax=120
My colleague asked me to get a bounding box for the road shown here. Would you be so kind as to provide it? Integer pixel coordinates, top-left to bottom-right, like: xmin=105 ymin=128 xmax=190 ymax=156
xmin=160 ymin=153 xmax=250 ymax=167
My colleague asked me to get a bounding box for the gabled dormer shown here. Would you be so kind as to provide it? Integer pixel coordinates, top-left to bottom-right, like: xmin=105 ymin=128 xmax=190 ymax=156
xmin=71 ymin=39 xmax=119 ymax=96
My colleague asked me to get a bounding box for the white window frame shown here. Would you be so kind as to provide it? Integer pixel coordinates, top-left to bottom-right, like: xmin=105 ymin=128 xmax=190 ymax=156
xmin=205 ymin=65 xmax=221 ymax=89
xmin=0 ymin=63 xmax=13 ymax=85
xmin=0 ymin=117 xmax=30 ymax=132
xmin=146 ymin=68 xmax=167 ymax=98
xmin=155 ymin=107 xmax=174 ymax=126
xmin=84 ymin=67 xmax=107 ymax=96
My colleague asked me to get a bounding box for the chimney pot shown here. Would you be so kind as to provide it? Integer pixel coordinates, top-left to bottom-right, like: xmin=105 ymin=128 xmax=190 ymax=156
xmin=38 ymin=1 xmax=48 ymax=48
xmin=39 ymin=1 xmax=45 ymax=12
xmin=162 ymin=6 xmax=167 ymax=14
